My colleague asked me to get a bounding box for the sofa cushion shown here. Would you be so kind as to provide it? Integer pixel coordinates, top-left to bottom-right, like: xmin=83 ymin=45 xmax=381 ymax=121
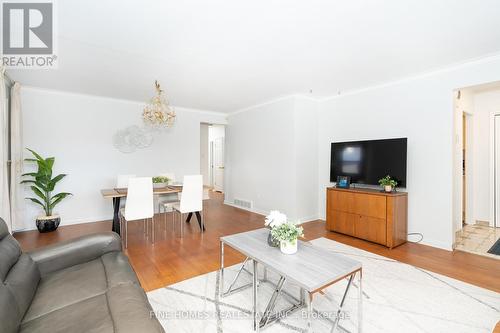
xmin=4 ymin=254 xmax=41 ymax=318
xmin=106 ymin=284 xmax=165 ymax=333
xmin=101 ymin=250 xmax=140 ymax=286
xmin=20 ymin=284 xmax=164 ymax=333
xmin=20 ymin=293 xmax=114 ymax=333
xmin=0 ymin=283 xmax=22 ymax=333
xmin=23 ymin=251 xmax=139 ymax=323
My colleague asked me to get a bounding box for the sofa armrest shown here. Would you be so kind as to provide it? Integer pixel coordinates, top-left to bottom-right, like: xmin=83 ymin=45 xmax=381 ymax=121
xmin=28 ymin=232 xmax=122 ymax=276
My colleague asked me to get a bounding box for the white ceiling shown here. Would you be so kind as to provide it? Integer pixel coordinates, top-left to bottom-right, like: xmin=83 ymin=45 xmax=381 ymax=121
xmin=8 ymin=0 xmax=500 ymax=113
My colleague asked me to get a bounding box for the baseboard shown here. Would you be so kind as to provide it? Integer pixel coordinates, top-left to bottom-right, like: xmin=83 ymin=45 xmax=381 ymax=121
xmin=224 ymin=200 xmax=267 ymax=217
xmin=295 ymin=215 xmax=321 ymax=225
xmin=418 ymin=237 xmax=453 ymax=251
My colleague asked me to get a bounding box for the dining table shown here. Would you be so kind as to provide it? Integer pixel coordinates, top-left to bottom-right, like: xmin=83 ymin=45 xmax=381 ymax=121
xmin=100 ymin=185 xmax=182 ymax=235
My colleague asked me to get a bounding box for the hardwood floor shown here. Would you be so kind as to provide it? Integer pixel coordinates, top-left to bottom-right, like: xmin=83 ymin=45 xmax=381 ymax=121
xmin=14 ymin=191 xmax=500 ymax=296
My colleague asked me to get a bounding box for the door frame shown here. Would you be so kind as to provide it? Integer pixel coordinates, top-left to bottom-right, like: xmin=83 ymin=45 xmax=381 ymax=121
xmin=489 ymin=111 xmax=500 ymax=228
xmin=463 ymin=112 xmax=474 ymax=226
xmin=213 ymin=136 xmax=224 ymax=192
xmin=209 ymin=140 xmax=214 ymax=187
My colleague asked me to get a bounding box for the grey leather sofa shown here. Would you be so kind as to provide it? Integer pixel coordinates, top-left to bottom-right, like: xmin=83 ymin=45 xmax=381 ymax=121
xmin=0 ymin=218 xmax=165 ymax=333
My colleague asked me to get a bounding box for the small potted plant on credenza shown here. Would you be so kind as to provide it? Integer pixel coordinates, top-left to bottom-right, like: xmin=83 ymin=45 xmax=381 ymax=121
xmin=378 ymin=175 xmax=398 ymax=193
xmin=21 ymin=148 xmax=72 ymax=233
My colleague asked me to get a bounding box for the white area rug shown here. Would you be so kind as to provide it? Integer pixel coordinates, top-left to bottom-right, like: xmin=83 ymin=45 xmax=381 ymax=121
xmin=147 ymin=238 xmax=500 ymax=333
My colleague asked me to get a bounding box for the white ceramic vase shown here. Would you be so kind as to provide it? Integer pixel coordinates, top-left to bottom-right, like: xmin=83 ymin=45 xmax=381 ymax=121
xmin=280 ymin=239 xmax=298 ymax=255
xmin=384 ymin=185 xmax=393 ymax=193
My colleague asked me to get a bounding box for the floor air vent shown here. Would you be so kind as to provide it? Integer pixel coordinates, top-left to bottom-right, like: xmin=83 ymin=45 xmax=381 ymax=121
xmin=234 ymin=198 xmax=252 ymax=209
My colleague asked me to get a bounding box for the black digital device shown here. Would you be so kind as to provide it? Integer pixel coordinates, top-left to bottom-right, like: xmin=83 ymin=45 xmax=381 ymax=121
xmin=330 ymin=138 xmax=407 ymax=187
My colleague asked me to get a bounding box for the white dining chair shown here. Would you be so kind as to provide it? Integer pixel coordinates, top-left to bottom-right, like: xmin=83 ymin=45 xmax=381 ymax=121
xmin=119 ymin=177 xmax=154 ymax=248
xmin=116 ymin=174 xmax=136 ymax=188
xmin=172 ymin=175 xmax=203 ymax=236
xmin=158 ymin=172 xmax=181 ymax=230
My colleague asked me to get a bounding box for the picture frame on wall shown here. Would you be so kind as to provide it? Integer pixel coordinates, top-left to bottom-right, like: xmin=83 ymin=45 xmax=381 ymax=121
xmin=336 ymin=176 xmax=351 ymax=189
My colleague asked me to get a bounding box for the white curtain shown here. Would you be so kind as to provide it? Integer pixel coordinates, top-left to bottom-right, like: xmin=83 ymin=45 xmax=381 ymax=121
xmin=10 ymin=82 xmax=23 ymax=231
xmin=0 ymin=67 xmax=12 ymax=232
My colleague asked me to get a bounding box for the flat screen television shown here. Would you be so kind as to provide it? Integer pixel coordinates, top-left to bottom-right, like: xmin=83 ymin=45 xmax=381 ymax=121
xmin=330 ymin=138 xmax=407 ymax=187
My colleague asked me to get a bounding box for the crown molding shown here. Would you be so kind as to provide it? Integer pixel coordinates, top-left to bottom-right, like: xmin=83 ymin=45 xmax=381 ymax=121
xmin=21 ymin=85 xmax=227 ymax=117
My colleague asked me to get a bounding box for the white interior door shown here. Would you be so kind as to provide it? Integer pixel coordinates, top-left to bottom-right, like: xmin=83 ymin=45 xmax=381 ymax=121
xmin=495 ymin=115 xmax=500 ymax=227
xmin=213 ymin=137 xmax=224 ymax=192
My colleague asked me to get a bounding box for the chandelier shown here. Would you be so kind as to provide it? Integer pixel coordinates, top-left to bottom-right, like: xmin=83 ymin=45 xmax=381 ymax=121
xmin=142 ymin=80 xmax=176 ymax=128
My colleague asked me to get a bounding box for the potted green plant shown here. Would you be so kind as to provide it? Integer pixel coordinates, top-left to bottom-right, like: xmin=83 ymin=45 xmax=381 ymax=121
xmin=152 ymin=176 xmax=170 ymax=188
xmin=378 ymin=175 xmax=398 ymax=193
xmin=271 ymin=222 xmax=304 ymax=255
xmin=264 ymin=210 xmax=287 ymax=247
xmin=21 ymin=148 xmax=72 ymax=233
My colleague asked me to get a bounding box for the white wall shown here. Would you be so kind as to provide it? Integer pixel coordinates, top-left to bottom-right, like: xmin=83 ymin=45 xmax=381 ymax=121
xmin=200 ymin=124 xmax=210 ymax=186
xmin=20 ymin=87 xmax=226 ymax=231
xmin=225 ymin=97 xmax=298 ymax=218
xmin=318 ymin=55 xmax=500 ymax=250
xmin=294 ymin=97 xmax=319 ymax=222
xmin=225 ymin=96 xmax=319 ymax=222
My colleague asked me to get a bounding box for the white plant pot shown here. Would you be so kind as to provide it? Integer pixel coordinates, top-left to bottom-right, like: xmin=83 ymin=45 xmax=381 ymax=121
xmin=280 ymin=239 xmax=298 ymax=255
xmin=384 ymin=185 xmax=393 ymax=193
xmin=153 ymin=182 xmax=167 ymax=189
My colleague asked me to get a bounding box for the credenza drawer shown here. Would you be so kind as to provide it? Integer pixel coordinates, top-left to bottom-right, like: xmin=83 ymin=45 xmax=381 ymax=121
xmin=354 ymin=215 xmax=387 ymax=245
xmin=353 ymin=193 xmax=386 ymax=219
xmin=330 ymin=191 xmax=386 ymax=219
xmin=329 ymin=210 xmax=355 ymax=236
xmin=329 ymin=190 xmax=353 ymax=212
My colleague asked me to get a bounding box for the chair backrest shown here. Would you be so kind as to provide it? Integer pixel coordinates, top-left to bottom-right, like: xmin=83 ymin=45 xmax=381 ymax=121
xmin=180 ymin=175 xmax=203 ymax=213
xmin=116 ymin=174 xmax=136 ymax=188
xmin=159 ymin=172 xmax=175 ymax=183
xmin=124 ymin=177 xmax=154 ymax=220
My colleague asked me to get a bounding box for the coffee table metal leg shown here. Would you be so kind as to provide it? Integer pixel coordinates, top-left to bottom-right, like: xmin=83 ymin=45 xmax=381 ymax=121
xmin=223 ymin=258 xmax=248 ymax=295
xmin=260 ymin=276 xmax=286 ymax=327
xmin=331 ymin=273 xmax=355 ymax=333
xmin=253 ymin=259 xmax=259 ymax=332
xmin=219 ymin=241 xmax=224 ymax=298
xmin=305 ymin=290 xmax=313 ymax=333
xmin=358 ymin=270 xmax=363 ymax=333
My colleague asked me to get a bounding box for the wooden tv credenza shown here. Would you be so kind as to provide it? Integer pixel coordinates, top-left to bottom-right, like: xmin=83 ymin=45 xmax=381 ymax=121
xmin=326 ymin=187 xmax=408 ymax=248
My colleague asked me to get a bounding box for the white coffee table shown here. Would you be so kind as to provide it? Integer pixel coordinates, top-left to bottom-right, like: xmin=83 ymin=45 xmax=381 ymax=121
xmin=219 ymin=228 xmax=363 ymax=332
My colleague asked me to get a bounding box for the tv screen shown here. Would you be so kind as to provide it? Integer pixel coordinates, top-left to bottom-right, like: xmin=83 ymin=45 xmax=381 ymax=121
xmin=330 ymin=138 xmax=407 ymax=187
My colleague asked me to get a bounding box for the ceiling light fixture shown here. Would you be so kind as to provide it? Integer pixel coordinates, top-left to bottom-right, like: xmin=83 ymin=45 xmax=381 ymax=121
xmin=143 ymin=80 xmax=176 ymax=128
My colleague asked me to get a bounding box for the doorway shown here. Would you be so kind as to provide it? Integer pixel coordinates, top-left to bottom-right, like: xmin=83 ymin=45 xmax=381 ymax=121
xmin=200 ymin=124 xmax=225 ymax=192
xmin=209 ymin=125 xmax=225 ymax=192
xmin=452 ymin=83 xmax=500 ymax=258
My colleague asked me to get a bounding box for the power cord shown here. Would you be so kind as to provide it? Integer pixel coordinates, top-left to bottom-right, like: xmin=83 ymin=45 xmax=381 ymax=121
xmin=407 ymin=232 xmax=423 ymax=243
